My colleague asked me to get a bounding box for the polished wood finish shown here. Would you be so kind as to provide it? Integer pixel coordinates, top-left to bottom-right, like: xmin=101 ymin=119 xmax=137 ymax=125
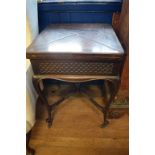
xmin=27 ymin=24 xmax=124 ymax=55
xmin=117 ymin=0 xmax=129 ymax=100
xmin=112 ymin=12 xmax=121 ymax=35
xmin=26 ymin=24 xmax=125 ymax=127
xmin=119 ymin=0 xmax=129 ymax=50
xmin=27 ymin=24 xmax=125 ymax=79
xmin=110 ymin=0 xmax=129 ymax=101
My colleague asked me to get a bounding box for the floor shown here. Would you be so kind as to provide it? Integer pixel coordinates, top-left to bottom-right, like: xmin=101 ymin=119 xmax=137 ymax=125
xmin=29 ymin=83 xmax=129 ymax=155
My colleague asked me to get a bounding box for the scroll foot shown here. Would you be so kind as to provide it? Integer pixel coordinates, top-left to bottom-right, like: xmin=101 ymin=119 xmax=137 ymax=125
xmin=100 ymin=120 xmax=109 ymax=128
xmin=46 ymin=118 xmax=53 ymax=128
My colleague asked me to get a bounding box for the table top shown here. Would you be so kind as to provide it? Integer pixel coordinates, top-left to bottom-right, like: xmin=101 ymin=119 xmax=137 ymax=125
xmin=27 ymin=24 xmax=124 ymax=57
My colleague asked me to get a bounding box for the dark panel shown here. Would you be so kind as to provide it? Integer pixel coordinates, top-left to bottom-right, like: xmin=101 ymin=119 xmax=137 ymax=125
xmin=38 ymin=2 xmax=122 ymax=12
xmin=70 ymin=12 xmax=112 ymax=23
xmin=38 ymin=1 xmax=122 ymax=32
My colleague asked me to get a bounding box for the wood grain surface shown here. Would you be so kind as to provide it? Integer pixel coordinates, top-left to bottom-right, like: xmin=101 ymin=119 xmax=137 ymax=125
xmin=29 ymin=92 xmax=129 ymax=155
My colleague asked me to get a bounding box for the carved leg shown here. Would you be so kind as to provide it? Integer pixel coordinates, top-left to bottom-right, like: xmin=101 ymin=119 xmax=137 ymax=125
xmin=32 ymin=77 xmax=47 ymax=105
xmin=27 ymin=143 xmax=35 ymax=155
xmin=33 ymin=77 xmax=52 ymax=127
xmin=101 ymin=110 xmax=109 ymax=128
xmin=98 ymin=80 xmax=105 ymax=98
xmin=26 ymin=130 xmax=35 ymax=155
xmin=46 ymin=97 xmax=66 ymax=128
xmin=100 ymin=79 xmax=120 ymax=128
xmin=33 ymin=77 xmax=72 ymax=128
xmin=46 ymin=105 xmax=53 ymax=128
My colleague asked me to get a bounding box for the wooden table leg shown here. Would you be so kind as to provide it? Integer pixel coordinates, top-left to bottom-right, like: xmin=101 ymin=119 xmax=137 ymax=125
xmin=32 ymin=77 xmax=53 ymax=128
xmin=101 ymin=79 xmax=120 ymax=128
xmin=26 ymin=130 xmax=35 ymax=155
xmin=32 ymin=76 xmax=120 ymax=128
xmin=32 ymin=77 xmax=69 ymax=128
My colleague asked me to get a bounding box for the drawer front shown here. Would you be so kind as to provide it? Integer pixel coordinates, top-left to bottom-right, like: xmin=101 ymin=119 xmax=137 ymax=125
xmin=31 ymin=60 xmax=121 ymax=76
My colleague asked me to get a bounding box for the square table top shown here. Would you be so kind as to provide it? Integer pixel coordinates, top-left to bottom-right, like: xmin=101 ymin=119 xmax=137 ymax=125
xmin=26 ymin=24 xmax=124 ymax=57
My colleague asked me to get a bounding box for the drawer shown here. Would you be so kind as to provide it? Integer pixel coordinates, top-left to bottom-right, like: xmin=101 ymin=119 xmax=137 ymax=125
xmin=31 ymin=60 xmax=121 ymax=76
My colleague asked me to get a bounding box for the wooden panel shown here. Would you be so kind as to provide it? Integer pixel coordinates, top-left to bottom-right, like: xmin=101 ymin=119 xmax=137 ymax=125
xmin=119 ymin=0 xmax=129 ymax=49
xmin=112 ymin=12 xmax=121 ymax=35
xmin=116 ymin=0 xmax=129 ymax=100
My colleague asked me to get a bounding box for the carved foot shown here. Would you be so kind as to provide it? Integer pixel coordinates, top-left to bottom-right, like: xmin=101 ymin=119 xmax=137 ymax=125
xmin=100 ymin=120 xmax=109 ymax=128
xmin=27 ymin=147 xmax=35 ymax=155
xmin=46 ymin=118 xmax=53 ymax=128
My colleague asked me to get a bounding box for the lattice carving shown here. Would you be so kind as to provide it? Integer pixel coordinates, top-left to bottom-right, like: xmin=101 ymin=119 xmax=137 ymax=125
xmin=38 ymin=62 xmax=114 ymax=75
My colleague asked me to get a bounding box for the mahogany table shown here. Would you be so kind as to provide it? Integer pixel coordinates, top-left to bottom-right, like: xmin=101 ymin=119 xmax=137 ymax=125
xmin=26 ymin=24 xmax=125 ymax=128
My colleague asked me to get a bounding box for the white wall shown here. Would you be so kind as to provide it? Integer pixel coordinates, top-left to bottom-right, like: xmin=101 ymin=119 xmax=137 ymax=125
xmin=26 ymin=0 xmax=38 ymax=42
xmin=26 ymin=0 xmax=38 ymax=133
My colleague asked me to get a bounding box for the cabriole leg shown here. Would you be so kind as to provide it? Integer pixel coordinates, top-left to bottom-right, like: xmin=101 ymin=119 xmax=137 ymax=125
xmin=46 ymin=106 xmax=53 ymax=128
xmin=100 ymin=79 xmax=120 ymax=128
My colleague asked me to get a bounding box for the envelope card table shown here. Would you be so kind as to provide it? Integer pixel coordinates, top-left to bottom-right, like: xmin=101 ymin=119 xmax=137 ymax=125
xmin=26 ymin=24 xmax=125 ymax=128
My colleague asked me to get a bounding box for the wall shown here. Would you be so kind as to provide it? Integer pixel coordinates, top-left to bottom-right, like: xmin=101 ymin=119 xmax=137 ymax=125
xmin=26 ymin=0 xmax=38 ymax=43
xmin=26 ymin=0 xmax=39 ymax=132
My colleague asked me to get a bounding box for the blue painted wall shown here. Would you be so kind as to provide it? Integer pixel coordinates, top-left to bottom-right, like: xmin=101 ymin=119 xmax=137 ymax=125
xmin=38 ymin=1 xmax=122 ymax=32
